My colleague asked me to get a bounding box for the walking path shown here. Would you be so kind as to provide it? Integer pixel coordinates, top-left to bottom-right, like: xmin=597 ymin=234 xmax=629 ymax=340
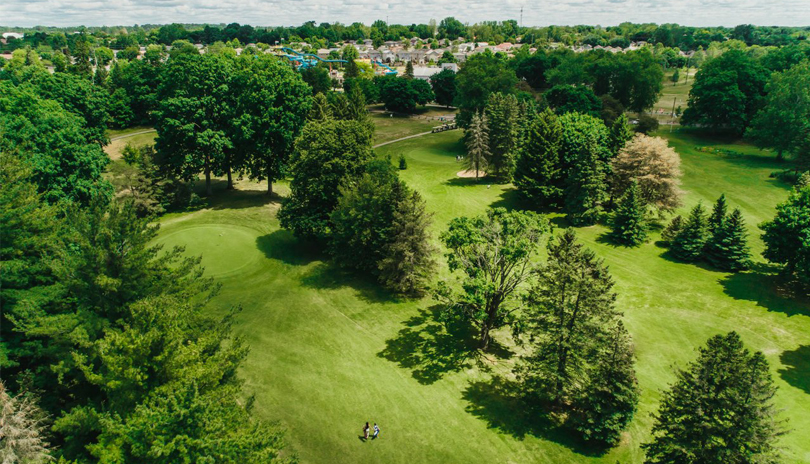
xmin=110 ymin=129 xmax=156 ymax=141
xmin=373 ymin=131 xmax=434 ymax=149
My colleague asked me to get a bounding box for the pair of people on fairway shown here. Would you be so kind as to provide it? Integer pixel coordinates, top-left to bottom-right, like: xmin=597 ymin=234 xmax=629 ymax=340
xmin=362 ymin=422 xmax=380 ymax=440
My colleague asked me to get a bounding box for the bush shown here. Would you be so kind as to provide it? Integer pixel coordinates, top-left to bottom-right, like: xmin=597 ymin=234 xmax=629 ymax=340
xmin=399 ymin=154 xmax=407 ymax=170
xmin=634 ymin=115 xmax=659 ymax=134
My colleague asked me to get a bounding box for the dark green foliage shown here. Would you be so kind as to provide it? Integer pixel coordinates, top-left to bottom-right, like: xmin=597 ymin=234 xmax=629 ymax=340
xmin=572 ymin=321 xmax=640 ymax=446
xmin=661 ymin=215 xmax=683 ymax=243
xmin=344 ymin=77 xmax=380 ymax=104
xmin=454 ymin=50 xmax=518 ymax=126
xmin=278 ymin=119 xmax=374 ymax=241
xmin=761 ymin=184 xmax=810 ymax=289
xmin=301 ymin=66 xmax=332 ymax=94
xmin=464 ymin=112 xmax=490 ymax=179
xmin=513 ymin=108 xmax=564 ymax=208
xmin=681 ymin=50 xmax=769 ymax=134
xmin=377 ymin=190 xmax=437 ymax=296
xmin=404 ymin=60 xmax=414 ymax=79
xmin=565 ymin=142 xmax=607 ymax=226
xmin=671 ymin=203 xmax=709 ymax=262
xmin=484 ymin=92 xmax=523 ymax=180
xmin=309 ymin=92 xmax=332 ymax=121
xmin=599 ymin=94 xmax=626 ymax=127
xmin=0 ymin=81 xmax=110 ymax=205
xmin=634 ymin=114 xmax=659 ymax=134
xmin=436 ymin=208 xmax=549 ymax=349
xmin=643 ymin=332 xmax=784 ymax=464
xmin=514 ymin=51 xmax=552 ymax=89
xmin=544 ymin=84 xmax=602 ymax=118
xmin=708 ymin=193 xmax=728 ymax=234
xmin=705 ymin=208 xmax=751 ymax=271
xmin=330 ymin=163 xmax=407 ymax=272
xmin=430 ymin=69 xmax=456 ymax=106
xmin=610 ymin=181 xmax=648 ymax=246
xmin=608 ymin=114 xmax=634 ymax=156
xmin=378 ymin=76 xmax=434 ymax=113
xmin=399 ymin=154 xmax=407 ymax=170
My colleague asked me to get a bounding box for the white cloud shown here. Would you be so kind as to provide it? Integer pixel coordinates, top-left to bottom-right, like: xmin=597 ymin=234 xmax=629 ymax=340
xmin=0 ymin=0 xmax=808 ymax=27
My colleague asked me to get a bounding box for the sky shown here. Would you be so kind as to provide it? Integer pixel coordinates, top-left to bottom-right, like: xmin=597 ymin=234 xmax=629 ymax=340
xmin=1 ymin=0 xmax=809 ymax=28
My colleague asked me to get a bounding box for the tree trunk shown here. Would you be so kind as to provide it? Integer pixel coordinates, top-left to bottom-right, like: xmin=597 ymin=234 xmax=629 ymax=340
xmin=205 ymin=167 xmax=212 ymax=196
xmin=479 ymin=324 xmax=490 ymax=350
xmin=267 ymin=166 xmax=274 ymax=196
xmin=777 ymin=149 xmax=783 ymax=162
xmin=226 ymin=157 xmax=234 ymax=190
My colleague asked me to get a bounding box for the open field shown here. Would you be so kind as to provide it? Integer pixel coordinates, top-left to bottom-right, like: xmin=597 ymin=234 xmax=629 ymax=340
xmin=152 ymin=123 xmax=810 ymax=463
xmin=649 ymin=68 xmax=694 ymax=125
xmin=370 ymin=107 xmax=457 ymax=145
xmin=104 ymin=126 xmax=157 ymax=160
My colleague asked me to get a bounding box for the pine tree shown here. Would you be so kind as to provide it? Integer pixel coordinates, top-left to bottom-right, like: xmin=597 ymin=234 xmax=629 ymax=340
xmin=465 ymin=113 xmax=490 ymax=180
xmin=706 ymin=208 xmax=751 ymax=271
xmin=398 ymin=154 xmax=407 ymax=170
xmin=608 ymin=114 xmax=634 ymax=156
xmin=610 ymin=181 xmax=647 ymax=246
xmin=796 ymin=171 xmax=810 ymax=189
xmin=378 ymin=190 xmax=437 ymax=296
xmin=565 ymin=141 xmax=607 ymax=226
xmin=484 ymin=92 xmax=521 ymax=180
xmin=308 ymin=92 xmax=332 ymax=121
xmin=671 ymin=203 xmax=709 ymax=262
xmin=517 ymin=229 xmax=619 ymax=405
xmin=572 ymin=322 xmax=640 ymax=446
xmin=661 ymin=214 xmax=683 ymax=243
xmin=708 ymin=193 xmax=728 ymax=234
xmin=404 ymin=61 xmax=414 ymax=79
xmin=513 ymin=108 xmax=564 ymax=208
xmin=643 ymin=332 xmax=785 ymax=464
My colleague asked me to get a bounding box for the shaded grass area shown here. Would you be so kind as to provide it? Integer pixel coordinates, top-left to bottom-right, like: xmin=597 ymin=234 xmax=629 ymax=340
xmin=153 ymin=126 xmax=810 ymax=463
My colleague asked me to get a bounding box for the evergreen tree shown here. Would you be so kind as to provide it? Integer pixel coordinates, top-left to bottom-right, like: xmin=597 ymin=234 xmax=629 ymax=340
xmin=309 ymin=92 xmax=333 ymax=121
xmin=517 ymin=229 xmax=619 ymax=405
xmin=565 ymin=140 xmax=607 ymax=226
xmin=661 ymin=214 xmax=683 ymax=243
xmin=705 ymin=208 xmax=751 ymax=271
xmin=608 ymin=114 xmax=634 ymax=156
xmin=761 ymin=184 xmax=810 ymax=289
xmin=610 ymin=181 xmax=648 ymax=246
xmin=572 ymin=322 xmax=640 ymax=447
xmin=671 ymin=203 xmax=709 ymax=262
xmin=404 ymin=61 xmax=415 ymax=79
xmin=398 ymin=154 xmax=408 ymax=170
xmin=378 ymin=190 xmax=437 ymax=296
xmin=796 ymin=171 xmax=810 ymax=189
xmin=643 ymin=332 xmax=784 ymax=464
xmin=513 ymin=108 xmax=564 ymax=208
xmin=484 ymin=92 xmax=521 ymax=180
xmin=464 ymin=113 xmax=490 ymax=180
xmin=708 ymin=193 xmax=728 ymax=234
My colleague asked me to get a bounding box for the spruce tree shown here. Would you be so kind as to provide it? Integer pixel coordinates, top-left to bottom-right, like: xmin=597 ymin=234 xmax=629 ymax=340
xmin=608 ymin=114 xmax=634 ymax=156
xmin=706 ymin=208 xmax=751 ymax=271
xmin=610 ymin=181 xmax=647 ymax=246
xmin=513 ymin=108 xmax=564 ymax=208
xmin=671 ymin=203 xmax=709 ymax=262
xmin=661 ymin=214 xmax=683 ymax=243
xmin=378 ymin=190 xmax=437 ymax=296
xmin=565 ymin=141 xmax=607 ymax=226
xmin=643 ymin=332 xmax=784 ymax=464
xmin=308 ymin=92 xmax=332 ymax=121
xmin=572 ymin=322 xmax=640 ymax=446
xmin=708 ymin=193 xmax=728 ymax=234
xmin=404 ymin=61 xmax=414 ymax=79
xmin=484 ymin=92 xmax=521 ymax=180
xmin=464 ymin=113 xmax=490 ymax=179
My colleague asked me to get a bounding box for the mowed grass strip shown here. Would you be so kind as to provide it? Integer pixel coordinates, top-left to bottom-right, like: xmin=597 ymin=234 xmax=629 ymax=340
xmin=155 ymin=127 xmax=810 ymax=463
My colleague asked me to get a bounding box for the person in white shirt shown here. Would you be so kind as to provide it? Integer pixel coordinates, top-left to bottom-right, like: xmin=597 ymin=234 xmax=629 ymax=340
xmin=372 ymin=423 xmax=380 ymax=439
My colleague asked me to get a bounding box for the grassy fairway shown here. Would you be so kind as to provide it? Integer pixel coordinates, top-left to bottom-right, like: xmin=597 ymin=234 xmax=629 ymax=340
xmin=104 ymin=126 xmax=157 ymax=160
xmin=371 ymin=106 xmax=456 ymax=145
xmin=154 ymin=128 xmax=810 ymax=463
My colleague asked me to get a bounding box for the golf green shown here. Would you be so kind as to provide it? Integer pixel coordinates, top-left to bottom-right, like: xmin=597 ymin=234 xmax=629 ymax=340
xmin=155 ymin=224 xmax=263 ymax=279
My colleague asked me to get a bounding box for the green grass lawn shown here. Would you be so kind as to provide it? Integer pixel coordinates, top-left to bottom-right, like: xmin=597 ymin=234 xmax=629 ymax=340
xmin=153 ymin=127 xmax=810 ymax=463
xmin=104 ymin=127 xmax=157 ymax=160
xmin=371 ymin=106 xmax=457 ymax=145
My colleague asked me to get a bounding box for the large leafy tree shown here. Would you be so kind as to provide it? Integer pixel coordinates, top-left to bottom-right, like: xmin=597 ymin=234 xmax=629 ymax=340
xmin=232 ymin=54 xmax=312 ymax=194
xmin=0 ymin=81 xmax=110 ymax=205
xmin=278 ymin=119 xmax=374 ymax=241
xmin=643 ymin=332 xmax=784 ymax=464
xmin=431 ymin=68 xmax=457 ymax=107
xmin=514 ymin=108 xmax=564 ymax=208
xmin=747 ymin=61 xmax=810 ymax=160
xmin=761 ymin=184 xmax=810 ymax=289
xmin=436 ymin=208 xmax=549 ymax=350
xmin=544 ymin=84 xmax=602 ymax=118
xmin=681 ymin=50 xmax=769 ymax=134
xmin=610 ymin=134 xmax=683 ymax=214
xmin=301 ymin=66 xmax=331 ymax=94
xmin=155 ymin=52 xmax=234 ymax=196
xmin=454 ymin=50 xmax=518 ymax=126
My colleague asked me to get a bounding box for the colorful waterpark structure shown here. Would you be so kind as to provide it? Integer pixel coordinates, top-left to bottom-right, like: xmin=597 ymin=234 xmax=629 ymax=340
xmin=277 ymin=47 xmax=397 ymax=76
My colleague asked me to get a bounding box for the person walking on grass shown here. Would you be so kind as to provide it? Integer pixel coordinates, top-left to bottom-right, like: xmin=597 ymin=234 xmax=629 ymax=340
xmin=372 ymin=423 xmax=380 ymax=440
xmin=363 ymin=422 xmax=370 ymax=440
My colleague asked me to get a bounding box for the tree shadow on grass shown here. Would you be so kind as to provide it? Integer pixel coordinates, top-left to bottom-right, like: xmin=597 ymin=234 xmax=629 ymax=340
xmin=779 ymin=345 xmax=810 ymax=395
xmin=255 ymin=229 xmax=323 ymax=266
xmin=719 ymin=262 xmax=810 ymax=317
xmin=462 ymin=376 xmax=606 ymax=457
xmin=378 ymin=305 xmax=480 ymax=385
xmin=300 ymin=261 xmax=399 ymax=305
